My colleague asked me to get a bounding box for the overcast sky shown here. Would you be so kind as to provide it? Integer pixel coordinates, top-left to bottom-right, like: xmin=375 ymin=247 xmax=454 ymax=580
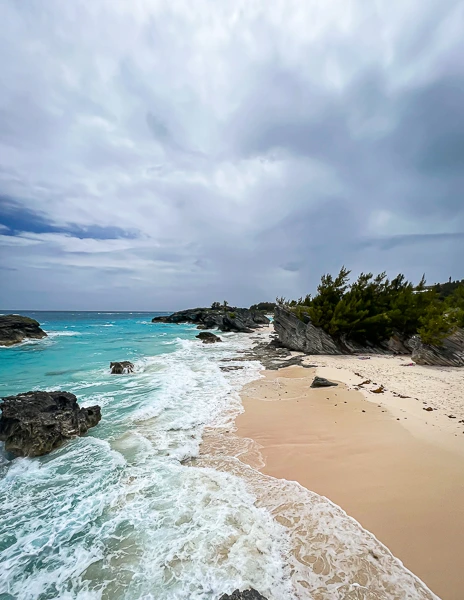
xmin=1 ymin=1 xmax=463 ymax=310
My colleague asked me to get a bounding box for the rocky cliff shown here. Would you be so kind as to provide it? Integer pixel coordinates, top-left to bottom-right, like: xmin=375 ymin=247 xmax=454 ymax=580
xmin=0 ymin=314 xmax=47 ymax=346
xmin=274 ymin=306 xmax=411 ymax=356
xmin=152 ymin=307 xmax=270 ymax=333
xmin=274 ymin=306 xmax=463 ymax=366
xmin=274 ymin=306 xmax=341 ymax=354
xmin=412 ymin=328 xmax=464 ymax=367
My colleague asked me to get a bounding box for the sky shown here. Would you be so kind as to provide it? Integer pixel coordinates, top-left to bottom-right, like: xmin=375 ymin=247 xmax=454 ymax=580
xmin=0 ymin=0 xmax=463 ymax=310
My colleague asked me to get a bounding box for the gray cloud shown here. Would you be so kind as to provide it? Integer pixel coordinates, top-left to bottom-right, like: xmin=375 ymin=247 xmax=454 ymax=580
xmin=0 ymin=0 xmax=463 ymax=310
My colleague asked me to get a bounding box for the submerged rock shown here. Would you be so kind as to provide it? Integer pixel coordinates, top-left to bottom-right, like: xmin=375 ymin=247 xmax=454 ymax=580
xmin=196 ymin=331 xmax=222 ymax=344
xmin=310 ymin=376 xmax=338 ymax=388
xmin=0 ymin=314 xmax=47 ymax=346
xmin=412 ymin=328 xmax=464 ymax=367
xmin=110 ymin=361 xmax=134 ymax=374
xmin=152 ymin=307 xmax=270 ymax=333
xmin=219 ymin=591 xmax=268 ymax=600
xmin=0 ymin=391 xmax=101 ymax=457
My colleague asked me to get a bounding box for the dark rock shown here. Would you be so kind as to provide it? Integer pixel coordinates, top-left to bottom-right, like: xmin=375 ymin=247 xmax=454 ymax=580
xmin=385 ymin=333 xmax=416 ymax=354
xmin=232 ymin=338 xmax=316 ymax=371
xmin=411 ymin=329 xmax=464 ymax=367
xmin=0 ymin=391 xmax=101 ymax=457
xmin=372 ymin=386 xmax=385 ymax=394
xmin=274 ymin=306 xmax=340 ymax=354
xmin=196 ymin=324 xmax=209 ymax=330
xmin=0 ymin=314 xmax=47 ymax=346
xmin=274 ymin=306 xmax=411 ymax=356
xmin=150 ymin=315 xmax=170 ymax=323
xmin=196 ymin=332 xmax=222 ymax=344
xmin=152 ymin=307 xmax=270 ymax=333
xmin=423 ymin=407 xmax=434 ymax=411
xmin=219 ymin=590 xmax=268 ymax=600
xmin=310 ymin=376 xmax=338 ymax=388
xmin=110 ymin=361 xmax=134 ymax=374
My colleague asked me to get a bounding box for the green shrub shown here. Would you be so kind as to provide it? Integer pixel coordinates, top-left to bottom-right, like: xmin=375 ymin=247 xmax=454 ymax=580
xmin=286 ymin=269 xmax=462 ymax=346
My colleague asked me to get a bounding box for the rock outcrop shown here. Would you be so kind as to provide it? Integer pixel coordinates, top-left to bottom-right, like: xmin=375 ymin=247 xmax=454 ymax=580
xmin=0 ymin=314 xmax=47 ymax=346
xmin=274 ymin=306 xmax=340 ymax=354
xmin=412 ymin=328 xmax=464 ymax=367
xmin=0 ymin=391 xmax=101 ymax=457
xmin=219 ymin=590 xmax=268 ymax=600
xmin=311 ymin=376 xmax=338 ymax=388
xmin=152 ymin=307 xmax=270 ymax=333
xmin=196 ymin=332 xmax=222 ymax=344
xmin=274 ymin=306 xmax=412 ymax=356
xmin=110 ymin=361 xmax=134 ymax=374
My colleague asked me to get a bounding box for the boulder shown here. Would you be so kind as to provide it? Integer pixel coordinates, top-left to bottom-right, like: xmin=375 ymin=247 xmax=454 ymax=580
xmin=0 ymin=391 xmax=101 ymax=457
xmin=219 ymin=591 xmax=268 ymax=600
xmin=152 ymin=307 xmax=270 ymax=333
xmin=0 ymin=314 xmax=47 ymax=346
xmin=311 ymin=376 xmax=338 ymax=388
xmin=196 ymin=332 xmax=222 ymax=344
xmin=110 ymin=361 xmax=134 ymax=374
xmin=411 ymin=329 xmax=464 ymax=367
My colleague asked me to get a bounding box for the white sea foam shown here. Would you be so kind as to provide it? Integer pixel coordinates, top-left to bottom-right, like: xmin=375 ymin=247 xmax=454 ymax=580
xmin=47 ymin=330 xmax=82 ymax=337
xmin=0 ymin=324 xmax=439 ymax=600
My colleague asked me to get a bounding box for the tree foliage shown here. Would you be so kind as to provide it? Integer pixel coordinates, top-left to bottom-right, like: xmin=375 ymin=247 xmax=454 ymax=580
xmin=287 ymin=268 xmax=464 ymax=346
xmin=250 ymin=302 xmax=276 ymax=312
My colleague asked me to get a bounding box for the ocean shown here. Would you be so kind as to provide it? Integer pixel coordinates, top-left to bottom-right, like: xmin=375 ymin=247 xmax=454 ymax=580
xmin=0 ymin=312 xmax=439 ymax=600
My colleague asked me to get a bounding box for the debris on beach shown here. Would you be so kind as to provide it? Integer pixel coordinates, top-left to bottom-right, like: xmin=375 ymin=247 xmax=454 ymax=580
xmin=372 ymin=386 xmax=385 ymax=394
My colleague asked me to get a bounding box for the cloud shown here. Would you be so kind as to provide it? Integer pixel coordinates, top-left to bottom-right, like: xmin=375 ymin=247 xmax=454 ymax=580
xmin=0 ymin=196 xmax=137 ymax=239
xmin=0 ymin=0 xmax=463 ymax=309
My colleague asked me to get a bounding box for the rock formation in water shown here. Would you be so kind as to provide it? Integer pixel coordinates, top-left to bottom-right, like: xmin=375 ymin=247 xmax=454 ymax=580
xmin=219 ymin=590 xmax=268 ymax=600
xmin=152 ymin=307 xmax=270 ymax=333
xmin=0 ymin=391 xmax=101 ymax=457
xmin=0 ymin=314 xmax=47 ymax=346
xmin=110 ymin=361 xmax=134 ymax=374
xmin=196 ymin=331 xmax=222 ymax=344
xmin=411 ymin=328 xmax=464 ymax=367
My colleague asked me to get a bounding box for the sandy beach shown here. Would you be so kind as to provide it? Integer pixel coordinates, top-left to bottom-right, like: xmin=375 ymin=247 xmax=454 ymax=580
xmin=234 ymin=357 xmax=464 ymax=600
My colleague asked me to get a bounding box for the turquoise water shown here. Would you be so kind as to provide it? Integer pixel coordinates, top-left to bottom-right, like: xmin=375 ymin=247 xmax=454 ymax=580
xmin=0 ymin=313 xmax=441 ymax=600
xmin=0 ymin=312 xmax=290 ymax=600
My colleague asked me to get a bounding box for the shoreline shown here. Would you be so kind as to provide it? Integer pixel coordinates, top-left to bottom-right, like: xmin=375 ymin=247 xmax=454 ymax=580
xmin=232 ymin=357 xmax=464 ymax=600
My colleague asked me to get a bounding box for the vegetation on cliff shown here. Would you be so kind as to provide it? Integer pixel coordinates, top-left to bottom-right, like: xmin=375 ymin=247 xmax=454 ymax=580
xmin=278 ymin=268 xmax=464 ymax=346
xmin=249 ymin=302 xmax=276 ymax=312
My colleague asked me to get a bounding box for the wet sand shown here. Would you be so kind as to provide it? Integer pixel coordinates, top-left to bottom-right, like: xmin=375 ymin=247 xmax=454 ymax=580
xmin=236 ymin=365 xmax=464 ymax=600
